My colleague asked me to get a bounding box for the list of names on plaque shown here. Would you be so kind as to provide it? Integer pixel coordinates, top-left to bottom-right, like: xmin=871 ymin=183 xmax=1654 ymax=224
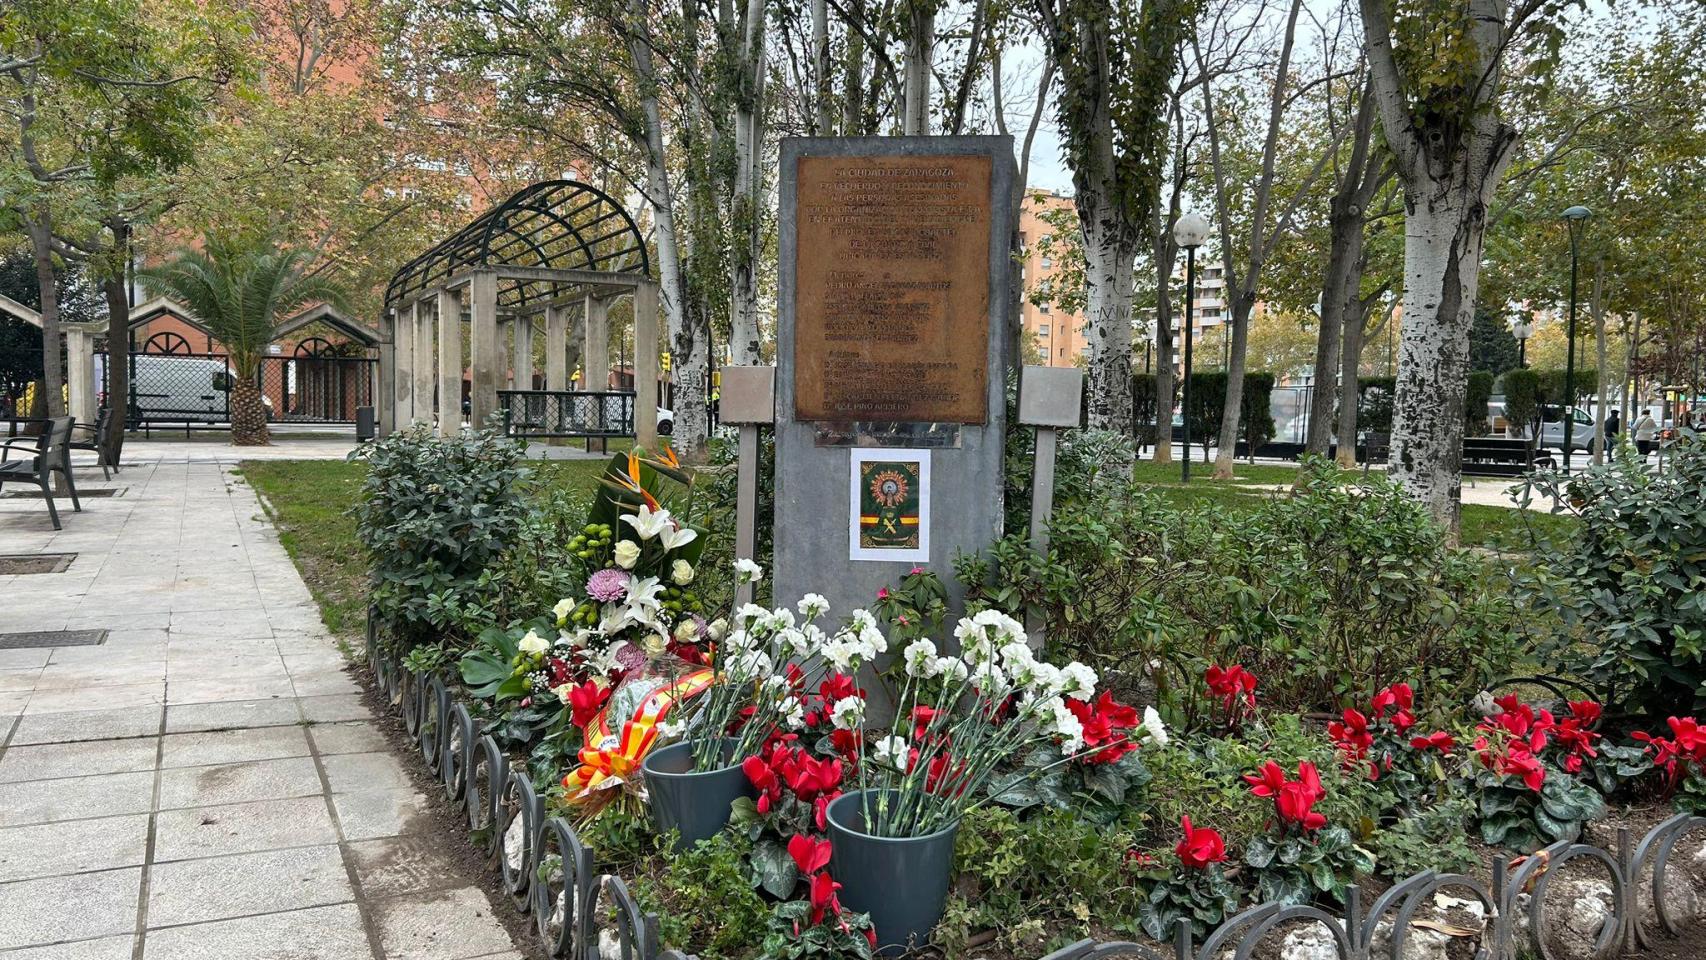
xmin=793 ymin=154 xmax=993 ymax=423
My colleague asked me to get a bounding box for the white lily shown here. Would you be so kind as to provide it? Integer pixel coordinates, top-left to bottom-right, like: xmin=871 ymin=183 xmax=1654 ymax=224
xmin=620 ymin=503 xmax=674 ymax=541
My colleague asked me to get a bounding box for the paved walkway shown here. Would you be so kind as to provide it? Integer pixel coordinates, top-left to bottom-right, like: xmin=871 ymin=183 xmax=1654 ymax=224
xmin=0 ymin=458 xmax=526 ymax=959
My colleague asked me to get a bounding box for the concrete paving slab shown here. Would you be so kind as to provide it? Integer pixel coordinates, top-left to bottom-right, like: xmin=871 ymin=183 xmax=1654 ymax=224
xmin=159 ymin=726 xmax=310 ymax=769
xmin=163 ymin=698 xmax=302 ymax=734
xmin=8 ymin=706 xmax=163 ymax=746
xmin=0 ymin=737 xmax=159 ymax=783
xmin=0 ymin=867 xmax=142 ymax=950
xmin=156 ymin=757 xmax=323 ymax=810
xmin=144 ymin=845 xmax=354 ymax=928
xmin=0 ymin=814 xmax=151 ymax=882
xmin=371 ymin=888 xmax=515 ymax=960
xmin=152 ymin=796 xmax=339 ymax=862
xmin=139 ymin=902 xmax=371 ymax=960
xmin=0 ymin=771 xmax=157 ymax=828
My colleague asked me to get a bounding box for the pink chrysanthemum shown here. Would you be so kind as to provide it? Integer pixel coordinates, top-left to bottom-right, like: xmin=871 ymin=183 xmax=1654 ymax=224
xmin=586 ymin=568 xmax=630 ymax=603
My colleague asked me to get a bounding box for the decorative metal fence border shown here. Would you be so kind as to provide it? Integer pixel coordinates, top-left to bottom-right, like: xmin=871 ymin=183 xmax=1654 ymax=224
xmin=364 ymin=608 xmax=1706 ymax=960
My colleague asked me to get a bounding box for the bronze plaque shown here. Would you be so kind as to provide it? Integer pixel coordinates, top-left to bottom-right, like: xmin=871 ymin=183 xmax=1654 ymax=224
xmin=793 ymin=154 xmax=992 ymax=423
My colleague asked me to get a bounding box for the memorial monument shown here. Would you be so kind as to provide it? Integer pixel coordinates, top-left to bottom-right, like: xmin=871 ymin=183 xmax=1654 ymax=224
xmin=774 ymin=136 xmax=1017 ymax=631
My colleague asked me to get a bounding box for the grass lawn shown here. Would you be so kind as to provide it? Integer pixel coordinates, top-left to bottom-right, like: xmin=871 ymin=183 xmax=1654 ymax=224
xmin=241 ymin=451 xmax=1576 ymax=639
xmin=238 ymin=456 xmax=614 ymax=639
xmin=1123 ymin=457 xmax=1579 ymax=550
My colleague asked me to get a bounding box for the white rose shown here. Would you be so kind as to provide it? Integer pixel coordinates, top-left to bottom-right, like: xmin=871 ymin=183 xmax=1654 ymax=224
xmin=552 ymin=598 xmax=575 ymax=622
xmin=673 ymin=619 xmax=698 ymax=642
xmin=613 ymin=540 xmax=641 ymax=569
xmin=518 ymin=630 xmax=548 ymax=655
xmin=671 ymin=559 xmax=695 ymax=585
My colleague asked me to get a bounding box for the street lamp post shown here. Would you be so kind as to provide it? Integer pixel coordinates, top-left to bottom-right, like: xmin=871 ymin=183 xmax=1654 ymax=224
xmin=1173 ymin=212 xmax=1210 ymax=483
xmin=1511 ymin=319 xmax=1532 ymax=369
xmin=1562 ymin=205 xmax=1592 ymax=471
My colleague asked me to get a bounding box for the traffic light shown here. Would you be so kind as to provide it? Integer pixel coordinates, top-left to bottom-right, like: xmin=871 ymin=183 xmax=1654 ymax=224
xmin=660 ymin=350 xmax=672 ymax=372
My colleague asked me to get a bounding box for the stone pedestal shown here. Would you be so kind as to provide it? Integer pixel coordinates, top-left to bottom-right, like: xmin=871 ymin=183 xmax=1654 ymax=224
xmin=773 ymin=136 xmax=1016 ymax=629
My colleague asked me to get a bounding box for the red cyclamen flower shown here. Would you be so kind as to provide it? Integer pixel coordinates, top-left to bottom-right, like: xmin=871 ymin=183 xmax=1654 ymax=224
xmin=1175 ymin=816 xmax=1227 ymax=869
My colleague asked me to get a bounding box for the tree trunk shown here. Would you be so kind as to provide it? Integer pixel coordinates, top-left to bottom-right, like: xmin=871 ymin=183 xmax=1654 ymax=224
xmin=811 ymin=0 xmax=831 ymax=133
xmin=1305 ymin=87 xmax=1379 ymax=460
xmin=1388 ymin=194 xmax=1484 ymax=533
xmin=727 ymin=0 xmax=766 ymax=366
xmin=1081 ymin=206 xmax=1138 ymax=435
xmin=27 ymin=215 xmax=64 ymax=420
xmin=1334 ymin=295 xmax=1372 ymax=468
xmin=1212 ymin=298 xmax=1253 ymax=477
xmin=902 ymin=3 xmax=933 ymax=135
xmin=101 ymin=266 xmax=130 ymax=467
xmin=1151 ymin=231 xmax=1176 ymax=464
xmin=625 ymin=0 xmax=704 ymax=454
xmin=230 ymin=373 xmax=269 ymax=446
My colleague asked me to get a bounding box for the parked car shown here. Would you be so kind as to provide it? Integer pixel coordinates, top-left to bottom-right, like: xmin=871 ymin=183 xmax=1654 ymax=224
xmin=657 ymin=406 xmax=674 ymax=435
xmin=1531 ymin=404 xmax=1599 ymax=452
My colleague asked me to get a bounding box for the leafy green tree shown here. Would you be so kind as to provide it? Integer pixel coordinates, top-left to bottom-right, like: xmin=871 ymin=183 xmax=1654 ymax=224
xmin=138 ymin=237 xmax=347 ymax=445
xmin=1468 ymin=308 xmax=1520 ymax=375
xmin=1035 ymin=0 xmax=1194 ymax=435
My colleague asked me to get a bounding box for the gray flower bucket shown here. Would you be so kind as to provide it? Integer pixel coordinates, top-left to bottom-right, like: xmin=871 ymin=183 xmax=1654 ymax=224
xmin=641 ymin=738 xmax=755 ymax=851
xmin=826 ymin=789 xmax=960 ymax=956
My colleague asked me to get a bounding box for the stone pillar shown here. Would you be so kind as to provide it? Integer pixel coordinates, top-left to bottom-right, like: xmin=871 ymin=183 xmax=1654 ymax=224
xmin=392 ymin=305 xmax=415 ymax=431
xmin=436 ymin=287 xmax=462 ymax=436
xmin=469 ymin=270 xmax=501 ymax=428
xmin=513 ymin=314 xmax=535 ymax=391
xmin=413 ymin=297 xmax=436 ymax=426
xmin=545 ymin=304 xmax=568 ymax=392
xmin=377 ymin=309 xmax=394 ymax=436
xmin=64 ymin=326 xmax=95 ymax=424
xmin=633 ymin=282 xmax=660 ymax=450
xmin=584 ymin=295 xmax=609 ymax=391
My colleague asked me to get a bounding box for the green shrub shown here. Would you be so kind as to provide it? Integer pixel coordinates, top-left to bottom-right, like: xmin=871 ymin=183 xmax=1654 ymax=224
xmin=961 ymin=461 xmax=1524 ymax=718
xmin=1241 ymin=371 xmax=1276 ymax=454
xmin=936 ymin=807 xmax=1143 ymax=955
xmin=1356 ymin=377 xmax=1397 ymax=435
xmin=1504 ymin=368 xmax=1539 ymax=438
xmin=350 ymin=424 xmax=532 ymax=650
xmin=1517 ymin=438 xmax=1706 ymax=716
xmin=631 ymin=832 xmax=770 ymax=959
xmin=1465 ymin=370 xmax=1494 ymax=435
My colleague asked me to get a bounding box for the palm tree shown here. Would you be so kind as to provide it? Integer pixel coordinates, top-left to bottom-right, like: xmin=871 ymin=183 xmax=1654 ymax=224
xmin=139 ymin=236 xmax=347 ymax=445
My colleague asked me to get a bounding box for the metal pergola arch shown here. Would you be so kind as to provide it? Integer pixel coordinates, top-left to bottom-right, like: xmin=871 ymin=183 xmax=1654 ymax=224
xmin=383 ymin=180 xmax=651 ymax=314
xmin=378 ymin=179 xmax=662 ymax=449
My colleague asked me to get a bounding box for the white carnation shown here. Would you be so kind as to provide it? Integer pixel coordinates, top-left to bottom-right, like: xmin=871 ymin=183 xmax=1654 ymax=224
xmin=830 ymin=695 xmax=866 ymax=731
xmin=1143 ymin=706 xmax=1169 ymax=747
xmin=903 ymin=639 xmax=940 ymax=678
xmin=872 ymin=735 xmax=909 ymax=768
xmin=797 ymin=593 xmax=831 ymax=620
xmin=734 ymin=558 xmax=764 ymax=583
xmin=1059 ymin=662 xmax=1098 ymax=702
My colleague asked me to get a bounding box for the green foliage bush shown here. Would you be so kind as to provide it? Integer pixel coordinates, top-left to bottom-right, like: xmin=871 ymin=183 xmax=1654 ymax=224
xmin=631 ymin=833 xmax=770 ymax=959
xmin=962 ymin=461 xmax=1524 ymax=717
xmin=936 ymin=806 xmax=1143 ymax=955
xmin=1355 ymin=377 xmax=1397 ymax=435
xmin=1517 ymin=438 xmax=1706 ymax=716
xmin=350 ymin=424 xmax=533 ymax=650
xmin=1504 ymin=368 xmax=1540 ymax=437
xmin=1465 ymin=370 xmax=1495 ymax=435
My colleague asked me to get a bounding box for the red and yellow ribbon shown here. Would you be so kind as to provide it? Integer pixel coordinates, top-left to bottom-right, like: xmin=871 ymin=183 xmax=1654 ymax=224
xmin=564 ymin=667 xmax=714 ymax=803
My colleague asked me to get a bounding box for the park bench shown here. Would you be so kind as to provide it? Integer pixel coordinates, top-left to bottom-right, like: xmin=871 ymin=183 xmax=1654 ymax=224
xmin=1461 ymin=435 xmax=1537 ymax=477
xmin=0 ymin=416 xmax=83 ymax=530
xmin=69 ymin=407 xmax=120 ymax=480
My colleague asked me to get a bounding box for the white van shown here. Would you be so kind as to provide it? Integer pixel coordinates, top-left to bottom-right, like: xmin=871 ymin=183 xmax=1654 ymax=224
xmin=94 ymin=355 xmax=271 ymax=423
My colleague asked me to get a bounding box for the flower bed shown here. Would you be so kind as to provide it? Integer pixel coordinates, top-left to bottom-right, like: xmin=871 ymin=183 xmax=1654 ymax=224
xmin=344 ymin=430 xmax=1706 ymax=960
xmin=360 ymin=622 xmax=1706 ymax=960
